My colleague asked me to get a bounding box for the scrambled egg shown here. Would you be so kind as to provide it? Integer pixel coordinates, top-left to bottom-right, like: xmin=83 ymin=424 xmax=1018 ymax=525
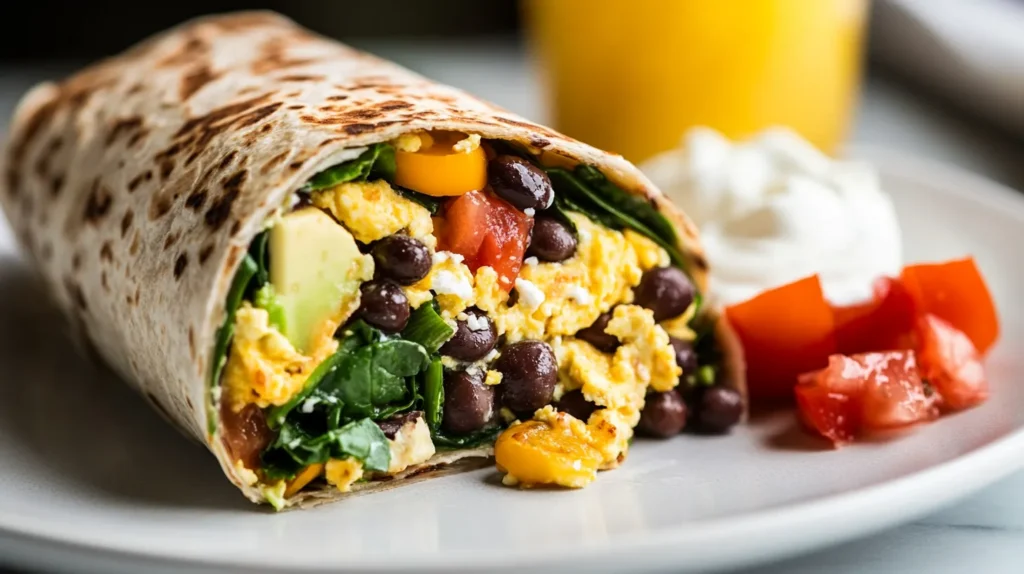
xmin=312 ymin=180 xmax=435 ymax=248
xmin=325 ymin=458 xmax=364 ymax=493
xmin=222 ymin=304 xmax=339 ymax=412
xmin=387 ymin=417 xmax=436 ymax=474
xmin=405 ymin=214 xmax=669 ymax=344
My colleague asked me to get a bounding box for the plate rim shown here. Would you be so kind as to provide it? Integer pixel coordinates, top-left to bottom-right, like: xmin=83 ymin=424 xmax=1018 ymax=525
xmin=2 ymin=147 xmax=1024 ymax=574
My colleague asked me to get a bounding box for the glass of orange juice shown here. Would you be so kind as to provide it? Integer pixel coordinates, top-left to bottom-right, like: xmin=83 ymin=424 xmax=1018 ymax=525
xmin=524 ymin=0 xmax=869 ymax=162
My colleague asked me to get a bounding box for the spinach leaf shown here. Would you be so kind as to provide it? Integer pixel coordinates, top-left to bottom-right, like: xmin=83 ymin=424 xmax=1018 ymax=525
xmin=262 ymin=417 xmax=392 ymax=480
xmin=305 ymin=143 xmax=395 ymax=191
xmin=320 ymin=339 xmax=429 ymax=418
xmin=431 ymin=425 xmax=503 ymax=450
xmin=574 ymin=165 xmax=679 ymax=244
xmin=402 ymin=303 xmax=455 ymax=353
xmin=206 ymin=253 xmax=258 ymax=434
xmin=250 ymin=230 xmax=270 ymax=288
xmin=546 ymin=167 xmax=687 ymax=268
xmin=549 ymin=197 xmax=580 ymax=237
xmin=253 ymin=284 xmax=286 ymax=332
xmin=422 ymin=357 xmax=444 ymax=431
xmin=265 ymin=337 xmax=359 ymax=429
xmin=394 ymin=185 xmax=442 ymax=214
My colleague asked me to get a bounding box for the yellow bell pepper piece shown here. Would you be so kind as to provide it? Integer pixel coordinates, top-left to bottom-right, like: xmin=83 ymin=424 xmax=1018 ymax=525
xmin=494 ymin=419 xmax=602 ymax=488
xmin=283 ymin=463 xmax=324 ymax=498
xmin=394 ymin=132 xmax=487 ymax=197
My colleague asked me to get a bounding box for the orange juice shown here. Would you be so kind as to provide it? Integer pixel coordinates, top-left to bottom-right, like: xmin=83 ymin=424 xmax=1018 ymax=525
xmin=525 ymin=0 xmax=869 ymax=162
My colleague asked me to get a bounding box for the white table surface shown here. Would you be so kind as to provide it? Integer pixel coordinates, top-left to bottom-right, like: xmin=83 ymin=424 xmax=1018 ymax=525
xmin=2 ymin=38 xmax=1024 ymax=574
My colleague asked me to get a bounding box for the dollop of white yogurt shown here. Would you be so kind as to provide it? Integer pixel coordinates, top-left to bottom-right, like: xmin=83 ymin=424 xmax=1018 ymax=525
xmin=642 ymin=127 xmax=901 ymax=306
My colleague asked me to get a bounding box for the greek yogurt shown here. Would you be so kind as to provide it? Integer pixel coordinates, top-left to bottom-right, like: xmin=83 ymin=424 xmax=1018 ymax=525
xmin=642 ymin=127 xmax=901 ymax=305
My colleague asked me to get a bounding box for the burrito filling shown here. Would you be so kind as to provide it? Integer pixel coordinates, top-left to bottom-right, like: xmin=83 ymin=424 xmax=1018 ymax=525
xmin=212 ymin=131 xmax=741 ymax=507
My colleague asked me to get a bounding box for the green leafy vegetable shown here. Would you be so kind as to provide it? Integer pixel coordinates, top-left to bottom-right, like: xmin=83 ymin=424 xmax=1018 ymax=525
xmin=422 ymin=357 xmax=444 ymax=431
xmin=546 ymin=166 xmax=686 ymax=267
xmin=262 ymin=417 xmax=392 ymax=480
xmin=549 ymin=197 xmax=579 ymax=237
xmin=402 ymin=303 xmax=455 ymax=353
xmin=205 ymin=253 xmax=258 ymax=434
xmin=265 ymin=337 xmax=358 ymax=429
xmin=253 ymin=284 xmax=286 ymax=332
xmin=696 ymin=365 xmax=717 ymax=387
xmin=574 ymin=165 xmax=679 ymax=244
xmin=431 ymin=426 xmax=503 ymax=450
xmin=305 ymin=143 xmax=395 ymax=191
xmin=249 ymin=230 xmax=270 ymax=288
xmin=321 ymin=339 xmax=429 ymax=418
xmin=394 ymin=185 xmax=442 ymax=214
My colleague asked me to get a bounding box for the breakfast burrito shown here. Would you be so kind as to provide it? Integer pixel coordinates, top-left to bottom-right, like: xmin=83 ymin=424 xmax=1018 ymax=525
xmin=0 ymin=11 xmax=745 ymax=508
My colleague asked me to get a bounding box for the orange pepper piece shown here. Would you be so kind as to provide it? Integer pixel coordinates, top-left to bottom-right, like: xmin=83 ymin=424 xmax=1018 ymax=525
xmin=283 ymin=463 xmax=324 ymax=498
xmin=495 ymin=420 xmax=602 ymax=488
xmin=900 ymin=257 xmax=999 ymax=355
xmin=394 ymin=132 xmax=487 ymax=197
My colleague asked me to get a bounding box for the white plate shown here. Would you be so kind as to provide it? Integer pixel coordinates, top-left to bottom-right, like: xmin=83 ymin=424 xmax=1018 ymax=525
xmin=0 ymin=149 xmax=1022 ymax=574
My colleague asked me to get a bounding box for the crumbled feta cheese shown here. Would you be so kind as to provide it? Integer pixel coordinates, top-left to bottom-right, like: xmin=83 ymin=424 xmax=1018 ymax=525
xmin=300 ymin=397 xmax=319 ymax=414
xmin=288 ymin=439 xmax=302 ymax=449
xmin=466 ymin=313 xmax=490 ymax=331
xmin=567 ymin=285 xmax=593 ymax=305
xmin=500 ymin=276 xmax=510 ymax=285
xmin=577 ymin=226 xmax=591 ymax=242
xmin=483 ymin=348 xmax=500 ymax=362
xmin=432 ymin=251 xmax=449 ymax=264
xmin=514 ymin=278 xmax=546 ymax=309
xmin=524 ymin=208 xmax=536 ymax=216
xmin=449 ymin=252 xmax=465 ymax=264
xmin=456 ymin=312 xmax=469 ymax=321
xmin=453 ymin=134 xmax=481 ymax=154
xmin=524 ymin=256 xmax=539 ymax=266
xmin=433 ymin=270 xmax=473 ymax=300
xmin=465 ymin=365 xmax=484 ymax=377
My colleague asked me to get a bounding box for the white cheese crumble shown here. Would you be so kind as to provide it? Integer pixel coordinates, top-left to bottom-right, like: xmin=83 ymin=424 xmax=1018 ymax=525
xmin=514 ymin=278 xmax=546 ymax=309
xmin=453 ymin=134 xmax=482 ymax=154
xmin=300 ymin=397 xmax=319 ymax=414
xmin=432 ymin=270 xmax=473 ymax=300
xmin=524 ymin=256 xmax=539 ymax=267
xmin=524 ymin=208 xmax=536 ymax=216
xmin=567 ymin=285 xmax=593 ymax=305
xmin=483 ymin=348 xmax=500 ymax=362
xmin=466 ymin=313 xmax=490 ymax=332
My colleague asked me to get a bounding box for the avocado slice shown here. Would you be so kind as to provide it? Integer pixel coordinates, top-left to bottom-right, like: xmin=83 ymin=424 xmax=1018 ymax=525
xmin=269 ymin=207 xmax=367 ymax=353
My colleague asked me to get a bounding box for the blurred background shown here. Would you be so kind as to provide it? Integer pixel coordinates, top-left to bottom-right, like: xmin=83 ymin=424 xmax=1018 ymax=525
xmin=0 ymin=0 xmax=1021 ymax=186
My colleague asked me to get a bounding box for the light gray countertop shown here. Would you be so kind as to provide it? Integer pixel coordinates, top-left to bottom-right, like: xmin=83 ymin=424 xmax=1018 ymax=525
xmin=2 ymin=39 xmax=1023 ymax=574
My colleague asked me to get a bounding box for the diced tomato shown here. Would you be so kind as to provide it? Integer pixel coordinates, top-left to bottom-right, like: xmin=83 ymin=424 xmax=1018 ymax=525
xmin=901 ymin=257 xmax=1000 ymax=354
xmin=725 ymin=275 xmax=836 ymax=402
xmin=438 ymin=190 xmax=533 ymax=291
xmin=440 ymin=191 xmax=488 ymax=257
xmin=833 ymin=276 xmax=918 ymax=354
xmin=221 ymin=402 xmax=273 ymax=470
xmin=796 ymin=351 xmax=937 ymax=447
xmin=916 ymin=314 xmax=989 ymax=411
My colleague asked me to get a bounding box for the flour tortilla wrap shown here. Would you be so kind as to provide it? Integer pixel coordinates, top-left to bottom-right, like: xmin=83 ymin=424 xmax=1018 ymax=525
xmin=0 ymin=11 xmax=745 ymax=507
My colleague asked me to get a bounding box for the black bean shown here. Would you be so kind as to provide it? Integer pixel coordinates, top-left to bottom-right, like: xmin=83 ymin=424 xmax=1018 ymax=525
xmin=575 ymin=311 xmax=619 ymax=352
xmin=358 ymin=279 xmax=410 ymax=332
xmin=488 ymin=155 xmax=554 ymax=211
xmin=670 ymin=337 xmax=698 ymax=373
xmin=371 ymin=235 xmax=431 ymax=286
xmin=440 ymin=307 xmax=497 ymax=362
xmin=555 ymin=389 xmax=599 ymax=421
xmin=638 ymin=390 xmax=687 ymax=438
xmin=527 ymin=217 xmax=577 ymax=262
xmin=496 ymin=340 xmax=557 ymax=417
xmin=376 ymin=411 xmax=423 ymax=439
xmin=442 ymin=370 xmax=495 ymax=434
xmin=633 ymin=267 xmax=695 ymax=322
xmin=696 ymin=386 xmax=743 ymax=434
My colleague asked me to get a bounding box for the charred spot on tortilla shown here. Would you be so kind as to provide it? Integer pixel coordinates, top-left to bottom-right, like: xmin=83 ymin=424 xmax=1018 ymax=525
xmin=120 ymin=209 xmax=134 ymax=237
xmin=180 ymin=65 xmax=221 ymax=100
xmin=174 ymin=253 xmax=189 ymax=280
xmin=261 ymin=151 xmax=290 ymax=175
xmin=71 ymin=252 xmax=82 ymax=271
xmin=163 ymin=232 xmax=180 ymax=251
xmin=185 ymin=189 xmax=208 ymax=211
xmin=50 ymin=174 xmax=65 ymax=197
xmin=157 ymin=35 xmax=209 ymax=68
xmin=100 ymin=242 xmax=114 ymax=262
xmin=149 ymin=195 xmax=173 ymax=221
xmin=198 ymin=243 xmax=215 ymax=265
xmin=101 ymin=271 xmax=109 ymax=292
xmin=84 ymin=180 xmax=113 ymax=223
xmin=204 ymin=170 xmax=247 ymax=230
xmin=127 ymin=170 xmax=152 ymax=193
xmin=159 ymin=158 xmax=176 ymax=181
xmin=105 ymin=116 xmax=144 ymax=147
